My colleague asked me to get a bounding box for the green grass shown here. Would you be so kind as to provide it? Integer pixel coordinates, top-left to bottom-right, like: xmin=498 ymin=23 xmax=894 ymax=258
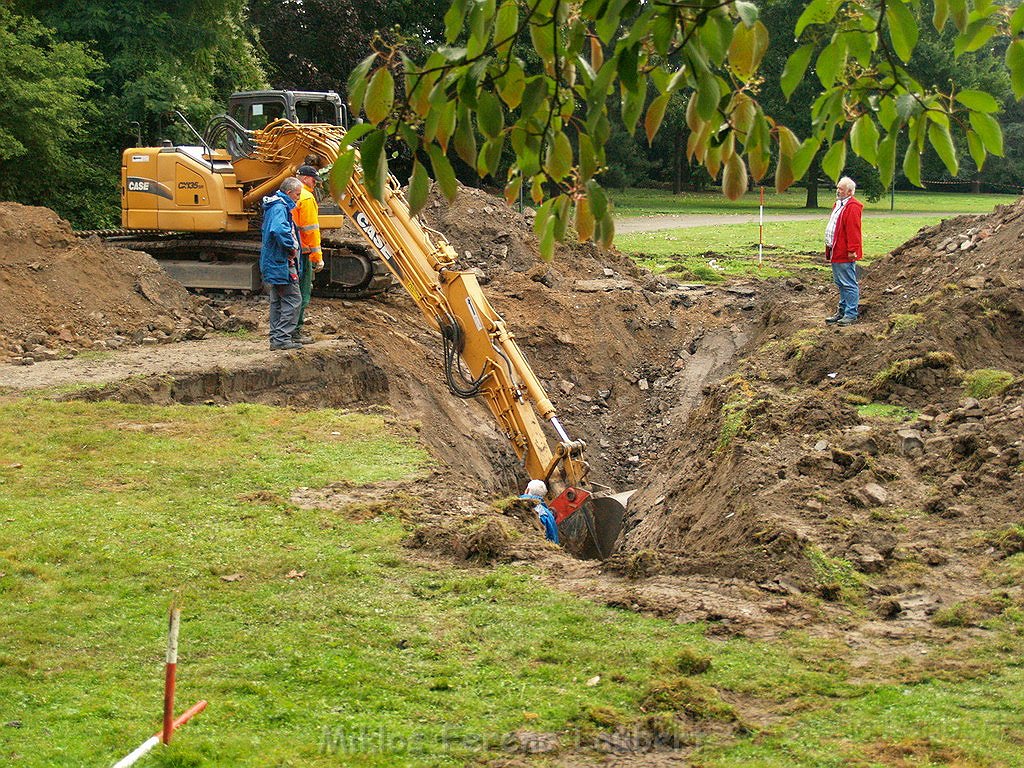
xmin=620 ymin=217 xmax=942 ymax=279
xmin=3 ymin=399 xmax=1024 ymax=766
xmin=962 ymin=368 xmax=1016 ymax=399
xmin=856 ymin=402 xmax=920 ymax=422
xmin=609 ymin=187 xmax=1018 ymax=216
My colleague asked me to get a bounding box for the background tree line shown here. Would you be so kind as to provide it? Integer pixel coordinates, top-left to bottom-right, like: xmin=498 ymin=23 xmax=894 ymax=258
xmin=1 ymin=0 xmax=1019 ymax=229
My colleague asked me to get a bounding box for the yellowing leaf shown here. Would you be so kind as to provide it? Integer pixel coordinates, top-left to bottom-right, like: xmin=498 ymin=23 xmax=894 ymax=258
xmin=722 ymin=153 xmax=748 ymax=200
xmin=364 ymin=67 xmax=395 ymax=125
xmin=644 ymin=93 xmax=671 ymax=145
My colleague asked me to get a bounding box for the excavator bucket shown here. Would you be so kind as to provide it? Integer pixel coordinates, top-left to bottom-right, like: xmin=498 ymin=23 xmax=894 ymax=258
xmin=551 ymin=488 xmax=633 ymax=560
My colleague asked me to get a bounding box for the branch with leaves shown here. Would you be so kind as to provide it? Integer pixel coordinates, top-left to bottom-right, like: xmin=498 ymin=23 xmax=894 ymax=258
xmin=337 ymin=0 xmax=1019 ymax=258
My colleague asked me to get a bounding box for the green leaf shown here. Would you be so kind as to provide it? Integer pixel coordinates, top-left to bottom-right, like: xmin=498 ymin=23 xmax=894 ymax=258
xmin=735 ymin=1 xmax=759 ymax=27
xmin=453 ymin=105 xmax=477 ymax=167
xmin=949 ymin=0 xmax=968 ymax=29
xmin=877 ymin=97 xmax=898 ymax=132
xmin=729 ymin=21 xmax=769 ymax=80
xmin=782 ymin=44 xmax=814 ymax=100
xmin=359 ymin=129 xmax=388 ymax=201
xmin=427 ymin=144 xmax=457 ymax=201
xmin=444 ymin=0 xmax=468 ymax=43
xmin=966 ymin=129 xmax=986 ymax=171
xmin=955 ymin=89 xmax=998 ymax=113
xmin=329 ymin=149 xmax=357 ymax=201
xmin=617 ymin=43 xmax=640 ymax=93
xmin=494 ymin=0 xmax=519 ymax=53
xmin=477 ymin=91 xmax=504 ymax=139
xmin=1012 ymin=4 xmax=1024 ymax=35
xmin=339 ymin=123 xmax=375 ymax=149
xmin=877 ymin=133 xmax=896 ymax=189
xmin=969 ymin=111 xmax=1004 ymax=156
xmin=587 ymin=180 xmax=608 ymax=220
xmin=595 ymin=0 xmax=626 ymax=43
xmin=347 ymin=53 xmax=376 ymax=116
xmin=815 ymin=39 xmax=847 ymax=87
xmin=578 ymin=133 xmax=597 ymax=182
xmin=933 ymin=0 xmax=949 ymax=30
xmin=644 ymin=93 xmax=670 ymax=145
xmin=955 ymin=19 xmax=997 ymax=58
xmin=407 ymin=158 xmax=430 ymax=216
xmin=850 ymin=115 xmax=879 ymax=164
xmin=796 ymin=0 xmax=840 ymax=36
xmin=1007 ymin=40 xmax=1024 ymax=100
xmin=477 ymin=135 xmax=504 ymax=177
xmin=902 ymin=144 xmax=922 ymax=187
xmin=694 ymin=66 xmax=720 ymax=122
xmin=792 ymin=137 xmax=821 ymax=180
xmin=497 ymin=60 xmax=526 ymax=108
xmin=886 ymin=0 xmax=919 ymax=63
xmin=621 ymin=86 xmax=644 ymax=134
xmin=529 ymin=16 xmax=555 ymax=65
xmin=364 ymin=67 xmax=395 ymax=125
xmin=821 ymin=140 xmax=846 ymax=182
xmin=543 ymin=130 xmax=573 ymax=180
xmin=928 ymin=121 xmax=958 ymax=176
xmin=519 ymin=77 xmax=548 ymax=121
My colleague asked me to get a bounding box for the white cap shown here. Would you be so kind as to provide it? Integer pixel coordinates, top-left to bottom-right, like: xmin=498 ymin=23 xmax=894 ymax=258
xmin=525 ymin=479 xmax=547 ymax=497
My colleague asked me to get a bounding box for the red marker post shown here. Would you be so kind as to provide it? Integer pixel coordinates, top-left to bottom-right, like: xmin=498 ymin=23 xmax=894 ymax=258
xmin=111 ymin=606 xmax=207 ymax=768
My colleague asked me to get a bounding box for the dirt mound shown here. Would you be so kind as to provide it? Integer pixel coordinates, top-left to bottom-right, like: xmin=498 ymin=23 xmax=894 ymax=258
xmin=0 ymin=202 xmax=241 ymax=365
xmin=616 ymin=197 xmax=1024 ymax=633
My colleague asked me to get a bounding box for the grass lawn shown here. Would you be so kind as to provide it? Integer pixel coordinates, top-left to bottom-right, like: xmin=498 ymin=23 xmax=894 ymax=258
xmin=3 ymin=399 xmax=1024 ymax=766
xmin=609 ymin=187 xmax=1019 ymax=215
xmin=618 ymin=216 xmax=940 ymax=281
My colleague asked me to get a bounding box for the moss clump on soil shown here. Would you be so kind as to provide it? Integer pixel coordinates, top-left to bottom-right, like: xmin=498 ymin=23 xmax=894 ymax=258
xmin=963 ymin=368 xmax=1015 ymax=399
xmin=872 ymin=351 xmax=957 ymax=388
xmin=587 ymin=705 xmax=627 ymax=728
xmin=641 ymin=677 xmax=736 ymax=721
xmin=456 ymin=517 xmax=518 ymax=561
xmin=982 ymin=524 xmax=1024 ymax=558
xmin=670 ymin=647 xmax=713 ymax=675
xmin=856 ymin=402 xmax=920 ymax=422
xmin=807 ymin=546 xmax=867 ymax=602
xmin=887 ymin=313 xmax=926 ymax=333
xmin=932 ymin=602 xmax=978 ymax=627
xmin=785 ymin=328 xmax=824 ymax=361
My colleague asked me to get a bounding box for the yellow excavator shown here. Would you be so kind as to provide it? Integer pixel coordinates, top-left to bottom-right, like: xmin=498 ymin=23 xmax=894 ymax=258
xmin=116 ymin=91 xmax=389 ymax=298
xmin=118 ymin=91 xmax=627 ymax=558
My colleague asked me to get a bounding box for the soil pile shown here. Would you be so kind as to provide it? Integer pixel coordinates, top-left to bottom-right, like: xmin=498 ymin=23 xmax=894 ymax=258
xmin=0 ymin=202 xmax=241 ymax=365
xmin=617 ymin=197 xmax=1024 ymax=632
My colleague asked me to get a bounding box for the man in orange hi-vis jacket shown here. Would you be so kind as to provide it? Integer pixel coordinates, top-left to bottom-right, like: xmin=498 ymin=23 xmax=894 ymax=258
xmin=291 ymin=165 xmax=324 ymax=345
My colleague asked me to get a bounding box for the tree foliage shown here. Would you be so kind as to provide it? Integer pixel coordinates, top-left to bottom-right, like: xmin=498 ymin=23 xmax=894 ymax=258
xmin=0 ymin=7 xmax=99 ymax=218
xmin=345 ymin=0 xmax=1021 ymax=257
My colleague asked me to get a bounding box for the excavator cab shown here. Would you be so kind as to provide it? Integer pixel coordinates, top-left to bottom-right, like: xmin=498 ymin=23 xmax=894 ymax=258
xmin=227 ymin=90 xmax=348 ymax=131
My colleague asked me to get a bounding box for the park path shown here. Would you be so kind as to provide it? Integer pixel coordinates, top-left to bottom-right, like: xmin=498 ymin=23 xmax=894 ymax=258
xmin=616 ymin=210 xmax=974 ymax=234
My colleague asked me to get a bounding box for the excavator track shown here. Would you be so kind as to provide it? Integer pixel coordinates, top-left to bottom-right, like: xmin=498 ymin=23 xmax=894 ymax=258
xmin=78 ymin=230 xmax=392 ymax=299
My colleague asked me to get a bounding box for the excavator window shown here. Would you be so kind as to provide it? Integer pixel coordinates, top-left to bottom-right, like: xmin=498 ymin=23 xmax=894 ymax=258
xmin=229 ymin=101 xmax=286 ymax=131
xmin=294 ymin=100 xmax=342 ymax=125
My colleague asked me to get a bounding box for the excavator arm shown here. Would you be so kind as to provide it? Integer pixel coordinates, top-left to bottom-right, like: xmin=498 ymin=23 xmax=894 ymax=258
xmin=246 ymin=120 xmax=624 ymax=557
xmin=335 ymin=156 xmax=590 ymax=491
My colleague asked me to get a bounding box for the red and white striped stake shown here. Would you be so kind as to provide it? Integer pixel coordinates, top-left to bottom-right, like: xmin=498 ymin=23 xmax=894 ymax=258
xmin=163 ymin=607 xmax=180 ymax=744
xmin=111 ymin=607 xmax=207 ymax=768
xmin=758 ymin=186 xmax=764 ymax=268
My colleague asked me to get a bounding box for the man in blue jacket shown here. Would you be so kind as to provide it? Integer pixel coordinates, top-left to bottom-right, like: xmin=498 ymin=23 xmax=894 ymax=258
xmin=261 ymin=178 xmax=304 ymax=350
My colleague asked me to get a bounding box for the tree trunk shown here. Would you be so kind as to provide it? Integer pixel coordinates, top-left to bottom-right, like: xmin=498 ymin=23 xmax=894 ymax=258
xmin=804 ymin=155 xmax=820 ymax=208
xmin=672 ymin=127 xmax=682 ymax=194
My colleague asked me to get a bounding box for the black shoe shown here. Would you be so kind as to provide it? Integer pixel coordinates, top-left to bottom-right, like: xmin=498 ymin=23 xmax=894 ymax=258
xmin=825 ymin=313 xmax=842 ymax=325
xmin=291 ymin=334 xmax=314 ymax=345
xmin=836 ymin=316 xmax=858 ymax=326
xmin=271 ymin=341 xmax=303 ymax=350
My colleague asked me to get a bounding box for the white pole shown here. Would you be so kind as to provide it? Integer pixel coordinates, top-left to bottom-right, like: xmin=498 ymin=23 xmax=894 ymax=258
xmin=111 ymin=736 xmax=159 ymax=768
xmin=758 ymin=186 xmax=764 ymax=267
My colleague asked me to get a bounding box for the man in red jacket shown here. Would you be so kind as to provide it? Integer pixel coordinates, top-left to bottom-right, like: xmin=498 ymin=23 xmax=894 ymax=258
xmin=824 ymin=176 xmax=864 ymax=326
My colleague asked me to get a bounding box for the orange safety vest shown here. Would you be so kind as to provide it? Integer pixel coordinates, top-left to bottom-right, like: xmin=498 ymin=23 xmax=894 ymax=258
xmin=291 ymin=186 xmax=322 ymax=264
